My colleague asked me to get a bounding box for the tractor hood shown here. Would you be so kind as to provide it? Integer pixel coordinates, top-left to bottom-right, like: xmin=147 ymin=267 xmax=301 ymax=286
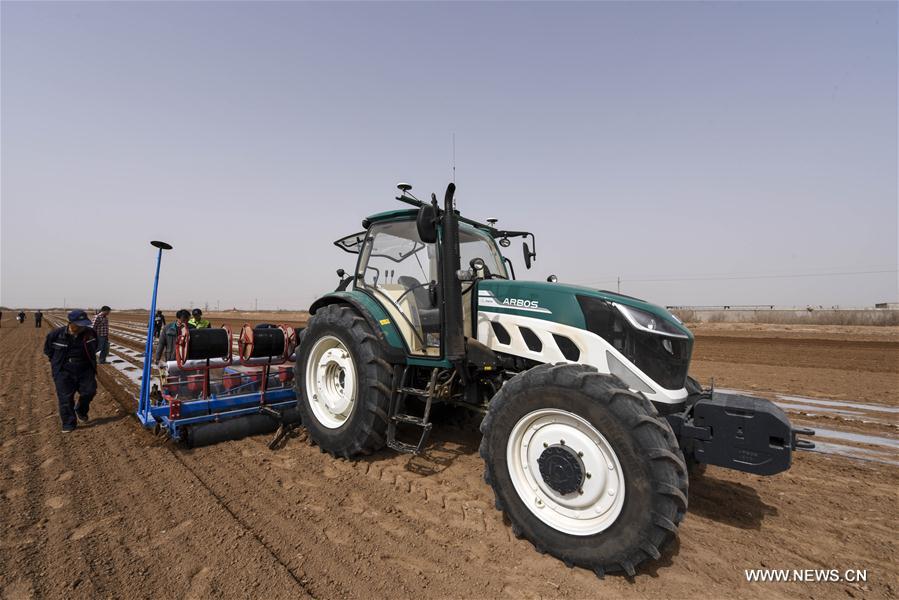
xmin=476 ymin=280 xmax=692 ymax=340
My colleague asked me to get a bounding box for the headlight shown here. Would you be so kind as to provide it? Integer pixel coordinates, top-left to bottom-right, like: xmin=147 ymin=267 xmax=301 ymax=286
xmin=614 ymin=303 xmax=688 ymax=338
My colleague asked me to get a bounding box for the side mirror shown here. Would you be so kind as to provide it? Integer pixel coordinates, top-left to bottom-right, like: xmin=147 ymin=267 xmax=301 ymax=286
xmin=416 ymin=205 xmax=438 ymax=243
xmin=523 ymin=242 xmax=536 ymax=269
xmin=335 ymin=269 xmax=353 ymax=291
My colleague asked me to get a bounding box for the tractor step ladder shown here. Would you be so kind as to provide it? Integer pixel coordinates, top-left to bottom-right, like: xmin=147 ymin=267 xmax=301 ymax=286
xmin=386 ymin=367 xmax=438 ymax=455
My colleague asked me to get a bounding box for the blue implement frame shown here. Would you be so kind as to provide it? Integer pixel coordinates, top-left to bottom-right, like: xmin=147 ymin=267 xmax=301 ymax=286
xmin=137 ymin=243 xmax=167 ymax=427
xmin=135 ymin=240 xmax=299 ymax=439
xmin=145 ymin=388 xmax=297 ymax=441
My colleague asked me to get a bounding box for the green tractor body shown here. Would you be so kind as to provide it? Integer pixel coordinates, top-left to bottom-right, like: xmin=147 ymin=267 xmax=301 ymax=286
xmin=296 ymin=183 xmax=814 ymax=576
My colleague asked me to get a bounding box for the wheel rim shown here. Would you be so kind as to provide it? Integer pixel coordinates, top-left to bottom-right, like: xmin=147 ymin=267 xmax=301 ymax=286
xmin=506 ymin=408 xmax=626 ymax=536
xmin=305 ymin=335 xmax=357 ymax=429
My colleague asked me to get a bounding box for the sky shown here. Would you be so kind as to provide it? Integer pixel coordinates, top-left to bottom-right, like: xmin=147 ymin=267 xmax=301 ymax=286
xmin=2 ymin=1 xmax=897 ymax=311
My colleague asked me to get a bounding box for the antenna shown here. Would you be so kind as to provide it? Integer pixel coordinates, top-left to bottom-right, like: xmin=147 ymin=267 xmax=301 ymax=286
xmin=452 ymin=133 xmax=456 ymax=183
xmin=396 ymin=182 xmax=422 ymax=203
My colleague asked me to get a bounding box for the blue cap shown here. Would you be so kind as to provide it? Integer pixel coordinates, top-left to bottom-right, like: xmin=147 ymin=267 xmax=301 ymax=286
xmin=67 ymin=310 xmax=93 ymax=327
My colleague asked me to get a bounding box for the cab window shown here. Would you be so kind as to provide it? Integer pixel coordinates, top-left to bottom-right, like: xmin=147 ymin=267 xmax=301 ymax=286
xmin=356 ymin=221 xmax=441 ymax=356
xmin=459 ymin=225 xmax=507 ymax=278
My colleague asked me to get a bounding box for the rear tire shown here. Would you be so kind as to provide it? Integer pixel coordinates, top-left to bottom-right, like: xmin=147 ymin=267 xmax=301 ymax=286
xmin=296 ymin=304 xmax=392 ymax=458
xmin=479 ymin=363 xmax=688 ymax=577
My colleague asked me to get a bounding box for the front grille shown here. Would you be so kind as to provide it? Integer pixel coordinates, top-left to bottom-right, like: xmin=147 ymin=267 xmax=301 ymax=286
xmin=577 ymin=295 xmax=692 ymax=390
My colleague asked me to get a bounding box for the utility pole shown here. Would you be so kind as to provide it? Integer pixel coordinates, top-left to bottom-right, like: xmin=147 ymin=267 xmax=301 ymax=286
xmin=617 ymin=276 xmax=621 ymax=293
xmin=255 ymin=298 xmax=258 ymax=311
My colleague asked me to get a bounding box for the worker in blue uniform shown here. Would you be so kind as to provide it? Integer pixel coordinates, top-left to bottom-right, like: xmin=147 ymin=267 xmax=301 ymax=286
xmin=155 ymin=309 xmax=194 ymax=364
xmin=44 ymin=310 xmax=98 ymax=432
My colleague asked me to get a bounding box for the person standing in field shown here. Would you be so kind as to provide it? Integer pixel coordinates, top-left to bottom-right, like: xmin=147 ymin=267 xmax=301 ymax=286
xmin=152 ymin=310 xmax=193 ymax=403
xmin=43 ymin=310 xmax=98 ymax=432
xmin=189 ymin=308 xmax=210 ymax=329
xmin=155 ymin=309 xmax=193 ymax=364
xmin=92 ymin=306 xmax=111 ymax=364
xmin=153 ymin=310 xmax=166 ymax=338
xmin=34 ymin=310 xmax=43 ymax=328
xmin=17 ymin=311 xmax=25 ymax=324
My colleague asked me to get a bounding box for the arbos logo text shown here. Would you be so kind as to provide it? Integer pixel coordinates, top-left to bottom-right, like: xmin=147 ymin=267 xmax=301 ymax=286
xmin=502 ymin=298 xmax=540 ymax=309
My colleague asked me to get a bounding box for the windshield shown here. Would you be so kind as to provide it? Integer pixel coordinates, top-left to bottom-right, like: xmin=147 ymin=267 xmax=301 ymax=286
xmin=354 ymin=220 xmax=507 ymax=356
xmin=459 ymin=225 xmax=508 ymax=278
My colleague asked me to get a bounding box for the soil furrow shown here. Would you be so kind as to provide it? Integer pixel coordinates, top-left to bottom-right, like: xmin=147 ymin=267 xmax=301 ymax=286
xmin=3 ymin=315 xmax=897 ymax=599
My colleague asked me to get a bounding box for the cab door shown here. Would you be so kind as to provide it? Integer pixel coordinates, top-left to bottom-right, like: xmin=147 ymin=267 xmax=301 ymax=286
xmin=355 ymin=220 xmax=441 ymax=356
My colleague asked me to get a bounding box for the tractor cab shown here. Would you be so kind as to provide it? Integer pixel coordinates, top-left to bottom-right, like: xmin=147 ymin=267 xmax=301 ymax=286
xmin=334 ymin=202 xmax=512 ymax=358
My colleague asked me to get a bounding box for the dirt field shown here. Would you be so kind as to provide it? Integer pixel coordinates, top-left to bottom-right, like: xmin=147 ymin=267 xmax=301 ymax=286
xmin=1 ymin=314 xmax=897 ymax=599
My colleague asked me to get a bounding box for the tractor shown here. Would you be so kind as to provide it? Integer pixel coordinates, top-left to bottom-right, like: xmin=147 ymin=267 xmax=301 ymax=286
xmin=295 ymin=182 xmax=814 ymax=576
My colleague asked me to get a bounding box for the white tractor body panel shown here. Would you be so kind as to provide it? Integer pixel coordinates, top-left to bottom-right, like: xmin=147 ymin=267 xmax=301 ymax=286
xmin=475 ymin=310 xmax=688 ymax=405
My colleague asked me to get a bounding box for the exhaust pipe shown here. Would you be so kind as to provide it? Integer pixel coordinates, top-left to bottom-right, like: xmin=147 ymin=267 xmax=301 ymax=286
xmin=440 ymin=183 xmax=465 ymax=363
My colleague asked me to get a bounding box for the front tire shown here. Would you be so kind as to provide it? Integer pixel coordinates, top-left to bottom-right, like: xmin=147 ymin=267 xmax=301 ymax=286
xmin=296 ymin=304 xmax=392 ymax=458
xmin=479 ymin=363 xmax=688 ymax=577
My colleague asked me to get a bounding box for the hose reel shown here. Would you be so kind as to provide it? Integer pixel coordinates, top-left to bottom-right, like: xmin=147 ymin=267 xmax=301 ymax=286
xmin=238 ymin=324 xmax=295 ymax=364
xmin=172 ymin=325 xmax=233 ymax=400
xmin=237 ymin=324 xmax=296 ymax=405
xmin=175 ymin=325 xmax=233 ymax=368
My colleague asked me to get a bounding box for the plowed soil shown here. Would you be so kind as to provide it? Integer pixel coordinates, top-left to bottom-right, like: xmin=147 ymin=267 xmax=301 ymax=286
xmin=1 ymin=316 xmax=897 ymax=599
xmin=688 ymin=323 xmax=899 ymax=408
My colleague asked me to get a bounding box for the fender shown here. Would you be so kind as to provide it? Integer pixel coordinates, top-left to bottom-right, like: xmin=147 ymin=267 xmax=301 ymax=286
xmin=309 ymin=291 xmax=406 ymax=363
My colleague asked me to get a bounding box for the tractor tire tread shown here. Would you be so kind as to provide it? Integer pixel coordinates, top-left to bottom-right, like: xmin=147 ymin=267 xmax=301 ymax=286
xmin=479 ymin=363 xmax=688 ymax=577
xmin=296 ymin=303 xmax=393 ymax=458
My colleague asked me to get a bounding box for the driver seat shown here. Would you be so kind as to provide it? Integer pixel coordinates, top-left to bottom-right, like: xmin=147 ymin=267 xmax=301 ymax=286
xmin=397 ymin=276 xmax=441 ymax=334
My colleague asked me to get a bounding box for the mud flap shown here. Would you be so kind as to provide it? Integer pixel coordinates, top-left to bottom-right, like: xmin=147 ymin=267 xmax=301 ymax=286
xmin=668 ymin=392 xmax=815 ymax=476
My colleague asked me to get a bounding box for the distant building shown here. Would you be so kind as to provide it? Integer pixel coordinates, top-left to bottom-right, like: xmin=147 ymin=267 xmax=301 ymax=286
xmin=874 ymin=302 xmax=899 ymax=309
